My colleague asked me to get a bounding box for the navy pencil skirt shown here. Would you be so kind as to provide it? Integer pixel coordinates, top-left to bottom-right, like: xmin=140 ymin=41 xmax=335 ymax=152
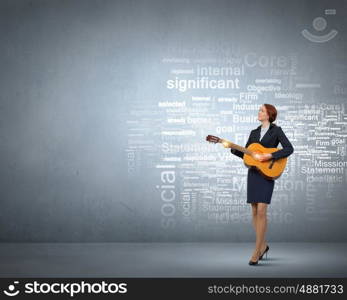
xmin=247 ymin=166 xmax=274 ymax=204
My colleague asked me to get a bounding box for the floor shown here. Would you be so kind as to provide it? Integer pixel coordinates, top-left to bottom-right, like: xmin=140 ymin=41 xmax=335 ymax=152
xmin=0 ymin=243 xmax=346 ymax=277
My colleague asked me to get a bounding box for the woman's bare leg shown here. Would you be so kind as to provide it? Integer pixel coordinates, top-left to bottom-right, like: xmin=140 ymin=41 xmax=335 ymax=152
xmin=251 ymin=203 xmax=267 ymax=251
xmin=262 ymin=205 xmax=268 ymax=251
xmin=250 ymin=203 xmax=268 ymax=261
xmin=251 ymin=203 xmax=258 ymax=232
xmin=255 ymin=203 xmax=268 ymax=257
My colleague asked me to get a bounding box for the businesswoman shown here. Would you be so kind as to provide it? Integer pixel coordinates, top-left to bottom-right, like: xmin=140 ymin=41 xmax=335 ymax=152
xmin=226 ymin=104 xmax=294 ymax=265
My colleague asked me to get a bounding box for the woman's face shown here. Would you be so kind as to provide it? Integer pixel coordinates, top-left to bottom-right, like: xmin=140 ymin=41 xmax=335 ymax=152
xmin=258 ymin=105 xmax=269 ymax=121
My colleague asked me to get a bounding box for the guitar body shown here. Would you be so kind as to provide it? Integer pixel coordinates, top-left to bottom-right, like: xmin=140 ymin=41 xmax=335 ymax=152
xmin=244 ymin=143 xmax=287 ymax=180
xmin=205 ymin=135 xmax=288 ymax=180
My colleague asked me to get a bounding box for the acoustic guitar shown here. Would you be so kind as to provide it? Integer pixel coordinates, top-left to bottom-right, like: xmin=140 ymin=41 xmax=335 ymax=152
xmin=206 ymin=135 xmax=287 ymax=180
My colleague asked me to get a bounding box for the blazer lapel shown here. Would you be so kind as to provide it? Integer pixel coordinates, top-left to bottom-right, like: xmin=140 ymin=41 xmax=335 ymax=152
xmin=257 ymin=123 xmax=275 ymax=142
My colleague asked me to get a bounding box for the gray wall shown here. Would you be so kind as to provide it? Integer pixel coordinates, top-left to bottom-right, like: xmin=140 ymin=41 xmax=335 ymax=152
xmin=1 ymin=0 xmax=346 ymax=242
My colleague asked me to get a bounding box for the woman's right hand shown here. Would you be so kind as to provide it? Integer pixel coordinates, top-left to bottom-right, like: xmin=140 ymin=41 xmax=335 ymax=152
xmin=251 ymin=152 xmax=261 ymax=161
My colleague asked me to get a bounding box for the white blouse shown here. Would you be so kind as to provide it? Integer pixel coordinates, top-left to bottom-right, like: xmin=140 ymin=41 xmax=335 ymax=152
xmin=260 ymin=125 xmax=270 ymax=141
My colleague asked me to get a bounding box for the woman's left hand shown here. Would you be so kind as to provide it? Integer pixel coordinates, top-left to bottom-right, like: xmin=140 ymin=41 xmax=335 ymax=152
xmin=258 ymin=153 xmax=272 ymax=162
xmin=221 ymin=141 xmax=230 ymax=148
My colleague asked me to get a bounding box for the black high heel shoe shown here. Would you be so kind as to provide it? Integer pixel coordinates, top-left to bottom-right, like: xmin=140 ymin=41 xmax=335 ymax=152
xmin=248 ymin=258 xmax=259 ymax=265
xmin=248 ymin=251 xmax=261 ymax=265
xmin=259 ymin=245 xmax=269 ymax=260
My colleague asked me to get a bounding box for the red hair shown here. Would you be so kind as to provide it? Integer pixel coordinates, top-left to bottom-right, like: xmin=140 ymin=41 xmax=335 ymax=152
xmin=264 ymin=104 xmax=277 ymax=123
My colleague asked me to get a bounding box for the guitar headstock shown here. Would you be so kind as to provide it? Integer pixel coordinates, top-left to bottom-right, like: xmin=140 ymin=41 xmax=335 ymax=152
xmin=206 ymin=135 xmax=221 ymax=144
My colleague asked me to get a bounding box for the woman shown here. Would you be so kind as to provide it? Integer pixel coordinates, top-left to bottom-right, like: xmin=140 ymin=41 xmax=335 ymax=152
xmin=226 ymin=104 xmax=294 ymax=265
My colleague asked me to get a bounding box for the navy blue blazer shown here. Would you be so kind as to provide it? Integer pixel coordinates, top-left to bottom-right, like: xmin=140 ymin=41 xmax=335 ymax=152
xmin=231 ymin=123 xmax=294 ymax=160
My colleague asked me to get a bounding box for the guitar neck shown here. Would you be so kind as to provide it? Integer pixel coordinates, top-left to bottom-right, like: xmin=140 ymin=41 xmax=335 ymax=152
xmin=221 ymin=139 xmax=253 ymax=155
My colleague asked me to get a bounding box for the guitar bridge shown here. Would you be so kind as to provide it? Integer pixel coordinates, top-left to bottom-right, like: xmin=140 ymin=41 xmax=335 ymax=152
xmin=268 ymin=159 xmax=275 ymax=169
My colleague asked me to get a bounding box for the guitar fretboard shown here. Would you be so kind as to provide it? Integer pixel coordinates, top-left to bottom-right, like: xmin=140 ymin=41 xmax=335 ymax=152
xmin=222 ymin=139 xmax=253 ymax=156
